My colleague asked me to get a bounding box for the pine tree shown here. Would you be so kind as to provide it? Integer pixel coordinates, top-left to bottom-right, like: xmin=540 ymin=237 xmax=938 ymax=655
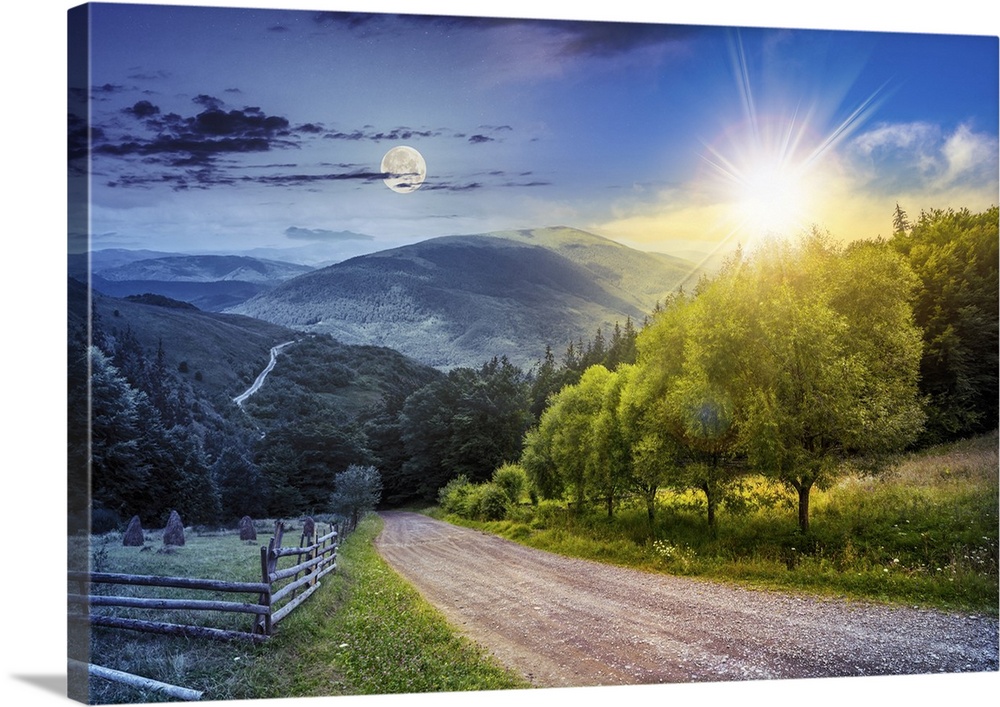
xmin=892 ymin=202 xmax=911 ymax=235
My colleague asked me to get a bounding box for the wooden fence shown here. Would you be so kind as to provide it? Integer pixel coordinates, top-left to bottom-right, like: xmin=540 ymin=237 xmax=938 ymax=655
xmin=68 ymin=520 xmax=340 ymax=643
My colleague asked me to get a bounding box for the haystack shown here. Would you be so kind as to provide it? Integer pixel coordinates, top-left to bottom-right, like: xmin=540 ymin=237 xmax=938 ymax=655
xmin=163 ymin=510 xmax=185 ymax=546
xmin=122 ymin=515 xmax=144 ymax=546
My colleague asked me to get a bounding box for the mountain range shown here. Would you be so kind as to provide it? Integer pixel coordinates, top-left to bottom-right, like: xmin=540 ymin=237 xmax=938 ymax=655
xmin=228 ymin=227 xmax=700 ymax=369
xmin=73 ymin=253 xmax=315 ymax=312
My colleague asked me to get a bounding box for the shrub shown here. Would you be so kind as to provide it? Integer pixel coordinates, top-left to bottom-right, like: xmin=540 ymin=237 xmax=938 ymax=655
xmin=492 ymin=463 xmax=527 ymax=506
xmin=438 ymin=475 xmax=474 ymax=515
xmin=471 ymin=483 xmax=510 ymax=522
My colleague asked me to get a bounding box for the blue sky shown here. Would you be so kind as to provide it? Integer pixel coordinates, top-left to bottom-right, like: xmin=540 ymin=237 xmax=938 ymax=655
xmin=71 ymin=2 xmax=998 ymax=263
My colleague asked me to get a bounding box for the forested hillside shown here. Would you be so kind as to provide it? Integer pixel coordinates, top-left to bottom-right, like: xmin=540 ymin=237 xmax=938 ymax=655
xmin=228 ymin=227 xmax=695 ymax=369
xmin=70 ymin=208 xmax=997 ymax=534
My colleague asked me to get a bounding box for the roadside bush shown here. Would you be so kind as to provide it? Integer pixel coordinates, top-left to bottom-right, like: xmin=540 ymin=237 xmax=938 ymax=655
xmin=440 ymin=476 xmax=510 ymax=521
xmin=470 ymin=483 xmax=510 ymax=521
xmin=439 ymin=475 xmax=474 ymax=515
xmin=492 ymin=463 xmax=527 ymax=506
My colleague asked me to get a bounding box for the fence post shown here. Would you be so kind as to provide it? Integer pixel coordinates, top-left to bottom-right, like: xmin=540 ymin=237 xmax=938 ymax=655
xmin=255 ymin=545 xmax=271 ymax=637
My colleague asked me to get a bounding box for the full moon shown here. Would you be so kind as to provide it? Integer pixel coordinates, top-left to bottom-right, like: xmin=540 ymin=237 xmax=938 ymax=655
xmin=381 ymin=146 xmax=427 ymax=194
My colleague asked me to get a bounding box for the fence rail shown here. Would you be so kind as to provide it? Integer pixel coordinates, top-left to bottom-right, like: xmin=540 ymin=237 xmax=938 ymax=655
xmin=68 ymin=520 xmax=340 ymax=643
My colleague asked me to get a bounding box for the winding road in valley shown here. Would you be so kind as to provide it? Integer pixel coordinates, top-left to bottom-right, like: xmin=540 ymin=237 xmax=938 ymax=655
xmin=375 ymin=511 xmax=998 ymax=688
xmin=233 ymin=341 xmax=296 ymax=407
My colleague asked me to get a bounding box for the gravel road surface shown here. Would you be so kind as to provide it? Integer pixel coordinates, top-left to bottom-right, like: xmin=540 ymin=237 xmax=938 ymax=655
xmin=374 ymin=511 xmax=998 ymax=688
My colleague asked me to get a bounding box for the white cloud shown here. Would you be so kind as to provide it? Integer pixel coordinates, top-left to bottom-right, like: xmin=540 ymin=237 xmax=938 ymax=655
xmin=940 ymin=123 xmax=998 ymax=187
xmin=847 ymin=121 xmax=999 ymax=193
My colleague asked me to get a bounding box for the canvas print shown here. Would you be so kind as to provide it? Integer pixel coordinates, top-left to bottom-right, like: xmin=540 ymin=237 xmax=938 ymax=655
xmin=67 ymin=2 xmax=999 ymax=704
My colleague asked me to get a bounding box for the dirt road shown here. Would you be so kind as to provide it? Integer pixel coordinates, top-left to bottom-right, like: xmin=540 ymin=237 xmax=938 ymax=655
xmin=374 ymin=511 xmax=998 ymax=688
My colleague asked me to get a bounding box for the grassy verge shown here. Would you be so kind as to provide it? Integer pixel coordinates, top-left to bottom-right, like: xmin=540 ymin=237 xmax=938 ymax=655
xmin=434 ymin=432 xmax=998 ymax=616
xmin=77 ymin=515 xmax=528 ymax=703
xmin=244 ymin=514 xmax=529 ymax=697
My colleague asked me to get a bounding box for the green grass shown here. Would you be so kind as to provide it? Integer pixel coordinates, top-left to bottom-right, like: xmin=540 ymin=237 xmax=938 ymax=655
xmin=438 ymin=432 xmax=998 ymax=616
xmin=75 ymin=516 xmax=528 ymax=703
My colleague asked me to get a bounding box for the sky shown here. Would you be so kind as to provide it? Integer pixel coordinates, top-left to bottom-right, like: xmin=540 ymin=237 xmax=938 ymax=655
xmin=70 ymin=1 xmax=999 ymax=264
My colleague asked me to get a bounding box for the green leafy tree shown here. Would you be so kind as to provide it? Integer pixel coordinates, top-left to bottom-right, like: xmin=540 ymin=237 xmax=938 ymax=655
xmin=618 ymin=363 xmax=681 ymax=527
xmin=891 ymin=206 xmax=999 ymax=442
xmin=705 ymin=232 xmax=925 ymax=532
xmin=330 ymin=464 xmax=382 ymax=530
xmin=213 ymin=444 xmax=268 ymax=522
xmin=89 ymin=347 xmax=155 ymax=519
xmin=523 ymin=365 xmax=610 ymax=512
xmin=400 ymin=357 xmax=532 ymax=498
xmin=892 ymin=202 xmax=911 ymax=236
xmin=520 ymin=425 xmax=562 ymax=501
xmin=589 ymin=367 xmax=631 ymax=517
xmin=632 ymin=287 xmax=742 ymax=531
xmin=256 ymin=416 xmax=372 ymax=516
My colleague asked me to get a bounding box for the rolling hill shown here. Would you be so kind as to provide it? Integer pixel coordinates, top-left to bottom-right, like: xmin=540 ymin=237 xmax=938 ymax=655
xmin=72 ymin=277 xmax=439 ymax=411
xmin=227 ymin=227 xmax=699 ymax=369
xmin=76 ymin=253 xmax=315 ymax=312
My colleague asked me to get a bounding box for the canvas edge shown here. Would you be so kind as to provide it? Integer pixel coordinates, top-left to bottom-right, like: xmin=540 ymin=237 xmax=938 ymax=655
xmin=67 ymin=2 xmax=93 ymax=704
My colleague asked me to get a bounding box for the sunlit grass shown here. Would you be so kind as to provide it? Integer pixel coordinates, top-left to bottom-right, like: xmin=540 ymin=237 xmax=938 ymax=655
xmin=442 ymin=432 xmax=998 ymax=615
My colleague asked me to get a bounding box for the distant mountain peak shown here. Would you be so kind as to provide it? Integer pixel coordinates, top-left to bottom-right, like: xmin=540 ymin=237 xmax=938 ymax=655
xmin=228 ymin=227 xmax=702 ymax=370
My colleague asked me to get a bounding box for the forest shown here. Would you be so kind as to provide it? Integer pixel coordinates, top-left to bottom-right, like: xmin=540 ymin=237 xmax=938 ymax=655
xmin=71 ymin=206 xmax=997 ymax=536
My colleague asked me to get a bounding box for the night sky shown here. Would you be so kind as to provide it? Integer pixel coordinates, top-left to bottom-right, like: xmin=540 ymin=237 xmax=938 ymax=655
xmin=70 ymin=1 xmax=998 ymax=264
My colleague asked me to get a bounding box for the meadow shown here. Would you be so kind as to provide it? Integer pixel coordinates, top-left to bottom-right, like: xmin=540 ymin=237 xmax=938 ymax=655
xmin=439 ymin=432 xmax=999 ymax=615
xmin=72 ymin=517 xmax=526 ymax=703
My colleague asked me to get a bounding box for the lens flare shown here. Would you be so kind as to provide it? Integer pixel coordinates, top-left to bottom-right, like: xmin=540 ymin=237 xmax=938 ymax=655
xmin=699 ymin=31 xmax=886 ymax=253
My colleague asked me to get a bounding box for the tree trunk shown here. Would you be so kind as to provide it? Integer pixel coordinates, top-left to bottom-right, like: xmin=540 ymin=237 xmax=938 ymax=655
xmin=797 ymin=482 xmax=811 ymax=534
xmin=702 ymin=482 xmax=717 ymax=531
xmin=606 ymin=493 xmax=613 ymax=518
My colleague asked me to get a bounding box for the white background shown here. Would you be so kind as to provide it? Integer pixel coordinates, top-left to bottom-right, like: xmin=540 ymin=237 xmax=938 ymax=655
xmin=3 ymin=1 xmax=997 ymax=705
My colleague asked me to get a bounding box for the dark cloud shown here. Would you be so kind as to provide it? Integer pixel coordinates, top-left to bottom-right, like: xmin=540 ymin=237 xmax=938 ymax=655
xmin=127 ymin=70 xmax=170 ymax=81
xmin=124 ymin=100 xmax=160 ymax=118
xmin=285 ymin=226 xmax=374 ymax=241
xmin=556 ymin=21 xmax=699 ymax=58
xmin=505 ymin=180 xmax=550 ymax=187
xmin=94 ymin=100 xmax=296 ymax=184
xmin=422 ymin=182 xmax=483 ymax=192
xmin=311 ymin=12 xmax=698 ymax=59
xmin=268 ymin=25 xmax=290 ymax=32
xmin=96 ymin=135 xmax=273 ymax=160
xmin=322 ymin=126 xmax=439 ymax=142
xmin=252 ymin=170 xmax=387 ymax=187
xmin=468 ymin=134 xmax=494 ymax=144
xmin=191 ymin=107 xmax=290 ymax=137
xmin=67 ymin=113 xmax=104 ymax=168
xmin=193 ymin=94 xmax=224 ymax=110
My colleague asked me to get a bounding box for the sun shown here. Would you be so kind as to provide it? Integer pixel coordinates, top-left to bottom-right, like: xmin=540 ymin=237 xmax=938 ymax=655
xmin=701 ymin=132 xmax=819 ymax=247
xmin=732 ymin=155 xmax=811 ymax=239
xmin=696 ymin=31 xmax=885 ymax=250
